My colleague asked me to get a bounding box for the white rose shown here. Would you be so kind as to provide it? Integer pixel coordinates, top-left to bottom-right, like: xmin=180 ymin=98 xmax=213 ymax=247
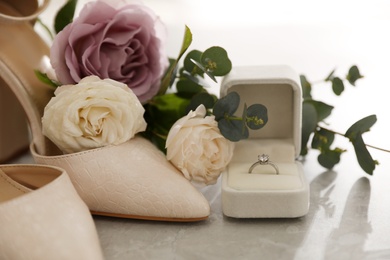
xmin=42 ymin=75 xmax=147 ymax=153
xmin=166 ymin=105 xmax=235 ymax=185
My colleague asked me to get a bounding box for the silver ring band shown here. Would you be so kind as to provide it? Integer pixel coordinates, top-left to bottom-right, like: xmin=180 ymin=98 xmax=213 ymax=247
xmin=248 ymin=154 xmax=279 ymax=174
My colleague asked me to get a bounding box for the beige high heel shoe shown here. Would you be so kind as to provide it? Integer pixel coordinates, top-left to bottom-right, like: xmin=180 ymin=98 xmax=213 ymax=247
xmin=0 ymin=0 xmax=210 ymax=221
xmin=0 ymin=77 xmax=30 ymax=162
xmin=0 ymin=164 xmax=104 ymax=260
xmin=0 ymin=0 xmax=45 ymax=162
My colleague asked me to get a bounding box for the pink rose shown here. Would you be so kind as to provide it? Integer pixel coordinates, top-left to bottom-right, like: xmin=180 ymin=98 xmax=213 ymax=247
xmin=50 ymin=0 xmax=168 ymax=103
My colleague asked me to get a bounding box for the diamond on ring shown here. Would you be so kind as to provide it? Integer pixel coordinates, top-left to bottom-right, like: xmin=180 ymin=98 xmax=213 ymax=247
xmin=248 ymin=154 xmax=279 ymax=174
xmin=258 ymin=154 xmax=269 ymax=164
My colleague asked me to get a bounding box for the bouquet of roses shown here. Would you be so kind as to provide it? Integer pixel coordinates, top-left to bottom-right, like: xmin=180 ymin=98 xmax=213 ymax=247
xmin=37 ymin=0 xmax=268 ymax=185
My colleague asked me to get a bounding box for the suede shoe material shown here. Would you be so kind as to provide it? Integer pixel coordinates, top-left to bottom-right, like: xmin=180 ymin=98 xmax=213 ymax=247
xmin=0 ymin=164 xmax=104 ymax=260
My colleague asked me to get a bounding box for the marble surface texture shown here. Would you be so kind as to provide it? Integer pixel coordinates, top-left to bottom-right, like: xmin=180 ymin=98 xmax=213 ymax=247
xmin=7 ymin=0 xmax=390 ymax=259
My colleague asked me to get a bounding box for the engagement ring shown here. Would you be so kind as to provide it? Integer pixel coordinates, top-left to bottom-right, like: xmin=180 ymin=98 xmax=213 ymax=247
xmin=248 ymin=154 xmax=279 ymax=175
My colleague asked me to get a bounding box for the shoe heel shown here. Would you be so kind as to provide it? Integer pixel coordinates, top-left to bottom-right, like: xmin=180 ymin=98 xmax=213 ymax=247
xmin=0 ymin=77 xmax=30 ymax=162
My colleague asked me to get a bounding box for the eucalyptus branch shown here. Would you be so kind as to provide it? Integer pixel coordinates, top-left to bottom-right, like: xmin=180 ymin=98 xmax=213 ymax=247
xmin=319 ymin=126 xmax=390 ymax=153
xmin=224 ymin=116 xmax=243 ymax=121
xmin=301 ymin=66 xmax=382 ymax=174
xmin=366 ymin=144 xmax=390 ymax=153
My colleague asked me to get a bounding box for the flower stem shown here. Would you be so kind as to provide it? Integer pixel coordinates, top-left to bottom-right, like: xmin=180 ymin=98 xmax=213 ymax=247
xmin=319 ymin=126 xmax=390 ymax=153
xmin=225 ymin=115 xmax=243 ymax=121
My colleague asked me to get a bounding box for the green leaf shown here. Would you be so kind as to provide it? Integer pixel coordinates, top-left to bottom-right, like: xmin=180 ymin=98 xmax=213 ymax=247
xmin=176 ymin=26 xmax=193 ymax=61
xmin=331 ymin=77 xmax=344 ymax=96
xmin=300 ymin=75 xmax=312 ymax=99
xmin=34 ymin=70 xmax=59 ymax=88
xmin=176 ymin=79 xmax=203 ymax=97
xmin=185 ymin=92 xmax=216 ymax=113
xmin=306 ymin=100 xmax=334 ymax=122
xmin=189 ymin=58 xmax=217 ymax=83
xmin=213 ymin=92 xmax=240 ymax=121
xmin=245 ymin=104 xmax=268 ymax=130
xmin=218 ymin=119 xmax=248 ymax=142
xmin=167 ymin=58 xmax=178 ymax=87
xmin=345 ymin=114 xmax=377 ymax=141
xmin=183 ymin=50 xmax=203 ymax=74
xmin=325 ymin=68 xmax=336 ymax=81
xmin=344 ymin=115 xmax=377 ymax=174
xmin=182 ymin=70 xmax=212 ymax=88
xmin=147 ymin=94 xmax=190 ymax=131
xmin=301 ymin=102 xmax=318 ymax=156
xmin=159 ymin=26 xmax=193 ymax=95
xmin=311 ymin=128 xmax=335 ymax=150
xmin=351 ymin=134 xmax=376 ymax=174
xmin=200 ymin=46 xmax=232 ymax=76
xmin=54 ymin=0 xmax=77 ymax=34
xmin=317 ymin=148 xmax=344 ymax=169
xmin=143 ymin=94 xmax=192 ymax=151
xmin=346 ymin=65 xmax=363 ymax=86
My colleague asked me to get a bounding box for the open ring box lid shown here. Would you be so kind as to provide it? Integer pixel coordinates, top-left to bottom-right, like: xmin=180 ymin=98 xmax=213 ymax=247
xmin=220 ymin=65 xmax=309 ymax=218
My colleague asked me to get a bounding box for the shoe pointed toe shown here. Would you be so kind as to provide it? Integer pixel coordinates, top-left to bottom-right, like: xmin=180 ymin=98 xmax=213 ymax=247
xmin=32 ymin=136 xmax=210 ymax=221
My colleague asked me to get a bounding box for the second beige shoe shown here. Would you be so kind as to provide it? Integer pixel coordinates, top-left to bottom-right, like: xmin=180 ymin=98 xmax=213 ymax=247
xmin=0 ymin=164 xmax=104 ymax=260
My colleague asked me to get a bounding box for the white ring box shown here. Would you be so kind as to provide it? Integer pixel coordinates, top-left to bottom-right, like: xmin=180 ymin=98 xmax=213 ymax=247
xmin=220 ymin=65 xmax=309 ymax=218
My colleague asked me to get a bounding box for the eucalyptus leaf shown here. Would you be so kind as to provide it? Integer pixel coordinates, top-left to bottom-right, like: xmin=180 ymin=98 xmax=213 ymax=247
xmin=351 ymin=134 xmax=376 ymax=174
xmin=189 ymin=59 xmax=217 ymax=82
xmin=311 ymin=128 xmax=335 ymax=150
xmin=54 ymin=0 xmax=77 ymax=34
xmin=183 ymin=50 xmax=203 ymax=74
xmin=347 ymin=65 xmax=363 ymax=86
xmin=345 ymin=114 xmax=377 ymax=141
xmin=186 ymin=92 xmax=216 ymax=113
xmin=318 ymin=148 xmax=343 ymax=169
xmin=325 ymin=69 xmax=336 ymax=81
xmin=301 ymin=102 xmax=318 ymax=156
xmin=201 ymin=46 xmax=232 ymax=76
xmin=176 ymin=79 xmax=203 ymax=96
xmin=331 ymin=77 xmax=344 ymax=96
xmin=246 ymin=104 xmax=268 ymax=130
xmin=306 ymin=100 xmax=334 ymax=123
xmin=213 ymin=92 xmax=240 ymax=121
xmin=218 ymin=119 xmax=248 ymax=142
xmin=300 ymin=75 xmax=312 ymax=99
xmin=182 ymin=70 xmax=212 ymax=88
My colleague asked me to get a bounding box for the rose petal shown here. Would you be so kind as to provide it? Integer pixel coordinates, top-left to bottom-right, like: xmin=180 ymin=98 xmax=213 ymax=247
xmin=50 ymin=1 xmax=168 ymax=103
xmin=42 ymin=76 xmax=147 ymax=154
